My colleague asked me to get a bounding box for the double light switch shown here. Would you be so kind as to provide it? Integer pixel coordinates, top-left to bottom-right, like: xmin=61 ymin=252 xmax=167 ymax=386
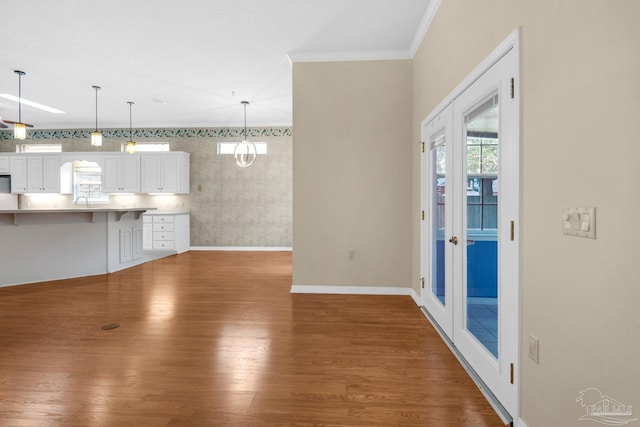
xmin=562 ymin=207 xmax=596 ymax=239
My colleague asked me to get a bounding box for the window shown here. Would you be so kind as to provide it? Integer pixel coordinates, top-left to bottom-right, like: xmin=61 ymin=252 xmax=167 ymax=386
xmin=73 ymin=161 xmax=109 ymax=204
xmin=16 ymin=144 xmax=62 ymax=153
xmin=217 ymin=141 xmax=268 ymax=155
xmin=120 ymin=143 xmax=170 ymax=152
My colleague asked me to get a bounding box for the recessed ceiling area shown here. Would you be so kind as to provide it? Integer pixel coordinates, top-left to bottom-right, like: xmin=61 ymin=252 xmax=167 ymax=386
xmin=0 ymin=0 xmax=433 ymax=130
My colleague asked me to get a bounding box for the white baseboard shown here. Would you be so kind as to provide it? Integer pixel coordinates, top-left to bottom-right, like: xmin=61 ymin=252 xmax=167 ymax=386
xmin=190 ymin=246 xmax=292 ymax=251
xmin=517 ymin=418 xmax=528 ymax=427
xmin=291 ymin=284 xmax=420 ymax=301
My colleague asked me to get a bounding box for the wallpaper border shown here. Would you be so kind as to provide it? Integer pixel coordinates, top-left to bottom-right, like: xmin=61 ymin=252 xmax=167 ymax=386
xmin=0 ymin=127 xmax=292 ymax=140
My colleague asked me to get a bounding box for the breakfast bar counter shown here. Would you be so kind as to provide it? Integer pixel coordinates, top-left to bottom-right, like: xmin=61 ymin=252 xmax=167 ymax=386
xmin=0 ymin=207 xmax=154 ymax=287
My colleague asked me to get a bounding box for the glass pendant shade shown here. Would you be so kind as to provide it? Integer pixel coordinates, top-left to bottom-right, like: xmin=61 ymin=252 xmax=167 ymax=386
xmin=13 ymin=122 xmax=26 ymax=140
xmin=125 ymin=141 xmax=136 ymax=154
xmin=91 ymin=131 xmax=103 ymax=146
xmin=234 ymin=140 xmax=257 ymax=168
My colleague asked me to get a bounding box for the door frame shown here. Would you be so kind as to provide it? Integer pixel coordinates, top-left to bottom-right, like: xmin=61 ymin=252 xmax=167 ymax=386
xmin=420 ymin=28 xmax=520 ymax=420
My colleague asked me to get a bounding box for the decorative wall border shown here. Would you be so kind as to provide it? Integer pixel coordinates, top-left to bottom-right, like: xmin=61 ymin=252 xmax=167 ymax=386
xmin=0 ymin=127 xmax=292 ymax=140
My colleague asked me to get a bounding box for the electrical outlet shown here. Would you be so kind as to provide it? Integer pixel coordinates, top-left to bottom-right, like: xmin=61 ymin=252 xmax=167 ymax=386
xmin=348 ymin=250 xmax=355 ymax=261
xmin=528 ymin=334 xmax=539 ymax=364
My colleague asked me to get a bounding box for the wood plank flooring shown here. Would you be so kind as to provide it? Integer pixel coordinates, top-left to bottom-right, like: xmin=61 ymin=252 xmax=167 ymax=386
xmin=0 ymin=251 xmax=505 ymax=426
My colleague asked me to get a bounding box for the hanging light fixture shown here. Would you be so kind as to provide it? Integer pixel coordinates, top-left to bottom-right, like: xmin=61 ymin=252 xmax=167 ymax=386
xmin=234 ymin=100 xmax=257 ymax=168
xmin=90 ymin=85 xmax=103 ymax=146
xmin=125 ymin=101 xmax=136 ymax=154
xmin=13 ymin=70 xmax=27 ymax=140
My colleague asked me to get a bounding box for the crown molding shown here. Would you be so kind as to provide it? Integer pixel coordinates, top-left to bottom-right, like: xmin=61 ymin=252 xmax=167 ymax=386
xmin=287 ymin=49 xmax=412 ymax=64
xmin=409 ymin=0 xmax=442 ymax=57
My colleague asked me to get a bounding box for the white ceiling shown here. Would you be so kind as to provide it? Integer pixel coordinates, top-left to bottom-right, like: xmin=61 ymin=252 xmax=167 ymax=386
xmin=0 ymin=0 xmax=433 ymax=130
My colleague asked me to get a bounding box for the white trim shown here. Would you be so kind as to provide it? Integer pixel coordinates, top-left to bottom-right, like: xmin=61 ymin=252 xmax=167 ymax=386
xmin=408 ymin=0 xmax=442 ymax=57
xmin=190 ymin=246 xmax=292 ymax=252
xmin=290 ymin=285 xmax=414 ymax=297
xmin=517 ymin=419 xmax=528 ymax=427
xmin=410 ymin=288 xmax=421 ymax=306
xmin=287 ymin=49 xmax=411 ymax=64
xmin=420 ymin=307 xmax=513 ymax=425
xmin=421 ymin=28 xmax=521 ymax=129
xmin=287 ymin=0 xmax=442 ymax=64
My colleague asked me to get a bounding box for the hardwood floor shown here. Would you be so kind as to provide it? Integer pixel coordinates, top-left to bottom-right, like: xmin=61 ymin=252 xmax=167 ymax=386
xmin=0 ymin=251 xmax=505 ymax=426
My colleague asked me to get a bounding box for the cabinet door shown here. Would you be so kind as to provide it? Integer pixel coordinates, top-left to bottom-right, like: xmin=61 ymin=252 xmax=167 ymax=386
xmin=141 ymin=155 xmax=161 ymax=192
xmin=41 ymin=156 xmax=60 ymax=192
xmin=121 ymin=156 xmax=140 ymax=192
xmin=102 ymin=157 xmax=121 ymax=192
xmin=26 ymin=156 xmax=44 ymax=192
xmin=10 ymin=157 xmax=28 ymax=193
xmin=119 ymin=228 xmax=133 ymax=263
xmin=0 ymin=157 xmax=10 ymax=173
xmin=133 ymin=228 xmax=144 ymax=260
xmin=160 ymin=155 xmax=181 ymax=193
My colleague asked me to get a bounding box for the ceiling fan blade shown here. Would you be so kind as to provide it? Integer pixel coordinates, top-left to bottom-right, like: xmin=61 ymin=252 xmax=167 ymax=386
xmin=1 ymin=119 xmax=34 ymax=128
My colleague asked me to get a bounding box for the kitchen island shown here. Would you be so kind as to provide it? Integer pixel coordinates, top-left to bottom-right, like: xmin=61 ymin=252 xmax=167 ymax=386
xmin=0 ymin=207 xmax=153 ymax=287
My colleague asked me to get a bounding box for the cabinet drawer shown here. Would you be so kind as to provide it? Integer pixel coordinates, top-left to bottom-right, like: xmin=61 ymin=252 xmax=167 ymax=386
xmin=153 ymin=231 xmax=175 ymax=241
xmin=153 ymin=240 xmax=175 ymax=250
xmin=152 ymin=215 xmax=175 ymax=223
xmin=152 ymin=222 xmax=175 ymax=232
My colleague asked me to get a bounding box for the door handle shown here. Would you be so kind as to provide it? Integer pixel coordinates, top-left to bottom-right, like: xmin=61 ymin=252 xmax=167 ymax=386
xmin=449 ymin=236 xmax=458 ymax=245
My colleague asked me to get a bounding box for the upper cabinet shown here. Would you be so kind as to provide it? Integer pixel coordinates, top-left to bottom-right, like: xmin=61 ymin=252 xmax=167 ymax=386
xmin=0 ymin=152 xmax=189 ymax=195
xmin=0 ymin=157 xmax=10 ymax=174
xmin=141 ymin=152 xmax=190 ymax=194
xmin=102 ymin=154 xmax=141 ymax=193
xmin=9 ymin=155 xmax=60 ymax=193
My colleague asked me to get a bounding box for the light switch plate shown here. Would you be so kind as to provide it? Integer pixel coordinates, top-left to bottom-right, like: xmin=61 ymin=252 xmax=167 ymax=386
xmin=562 ymin=206 xmax=596 ymax=239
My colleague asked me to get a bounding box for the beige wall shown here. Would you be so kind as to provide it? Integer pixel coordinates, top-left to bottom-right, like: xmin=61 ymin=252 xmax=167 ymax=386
xmin=412 ymin=1 xmax=640 ymax=426
xmin=292 ymin=60 xmax=413 ymax=287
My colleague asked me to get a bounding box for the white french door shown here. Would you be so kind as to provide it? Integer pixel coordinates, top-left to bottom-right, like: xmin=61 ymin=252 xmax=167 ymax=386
xmin=421 ymin=35 xmax=519 ymax=418
xmin=422 ymin=104 xmax=454 ymax=339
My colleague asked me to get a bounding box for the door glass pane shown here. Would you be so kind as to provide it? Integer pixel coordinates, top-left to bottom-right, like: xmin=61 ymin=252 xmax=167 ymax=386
xmin=431 ymin=136 xmax=446 ymax=305
xmin=465 ymin=95 xmax=499 ymax=358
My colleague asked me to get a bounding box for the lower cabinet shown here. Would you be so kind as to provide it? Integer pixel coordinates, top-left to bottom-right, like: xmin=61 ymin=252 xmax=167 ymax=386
xmin=119 ymin=227 xmax=144 ymax=264
xmin=143 ymin=212 xmax=190 ymax=254
xmin=107 ymin=211 xmax=145 ymax=273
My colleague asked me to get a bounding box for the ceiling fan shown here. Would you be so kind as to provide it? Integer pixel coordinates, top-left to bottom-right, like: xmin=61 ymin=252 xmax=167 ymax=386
xmin=0 ymin=117 xmax=34 ymax=129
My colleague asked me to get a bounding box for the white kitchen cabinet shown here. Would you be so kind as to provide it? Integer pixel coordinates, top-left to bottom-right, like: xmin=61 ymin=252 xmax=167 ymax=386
xmin=9 ymin=157 xmax=27 ymax=193
xmin=141 ymin=152 xmax=189 ymax=194
xmin=143 ymin=212 xmax=190 ymax=254
xmin=0 ymin=156 xmax=10 ymax=173
xmin=28 ymin=156 xmax=60 ymax=193
xmin=9 ymin=155 xmax=59 ymax=193
xmin=102 ymin=154 xmax=140 ymax=193
xmin=142 ymin=216 xmax=153 ymax=250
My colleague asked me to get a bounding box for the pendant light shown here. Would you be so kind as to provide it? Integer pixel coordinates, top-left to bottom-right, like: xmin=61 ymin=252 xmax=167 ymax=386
xmin=234 ymin=100 xmax=257 ymax=168
xmin=13 ymin=70 xmax=27 ymax=140
xmin=90 ymin=85 xmax=103 ymax=146
xmin=125 ymin=101 xmax=136 ymax=154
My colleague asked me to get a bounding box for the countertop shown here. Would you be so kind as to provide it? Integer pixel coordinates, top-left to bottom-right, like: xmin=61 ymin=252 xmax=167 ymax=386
xmin=0 ymin=207 xmax=156 ymax=214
